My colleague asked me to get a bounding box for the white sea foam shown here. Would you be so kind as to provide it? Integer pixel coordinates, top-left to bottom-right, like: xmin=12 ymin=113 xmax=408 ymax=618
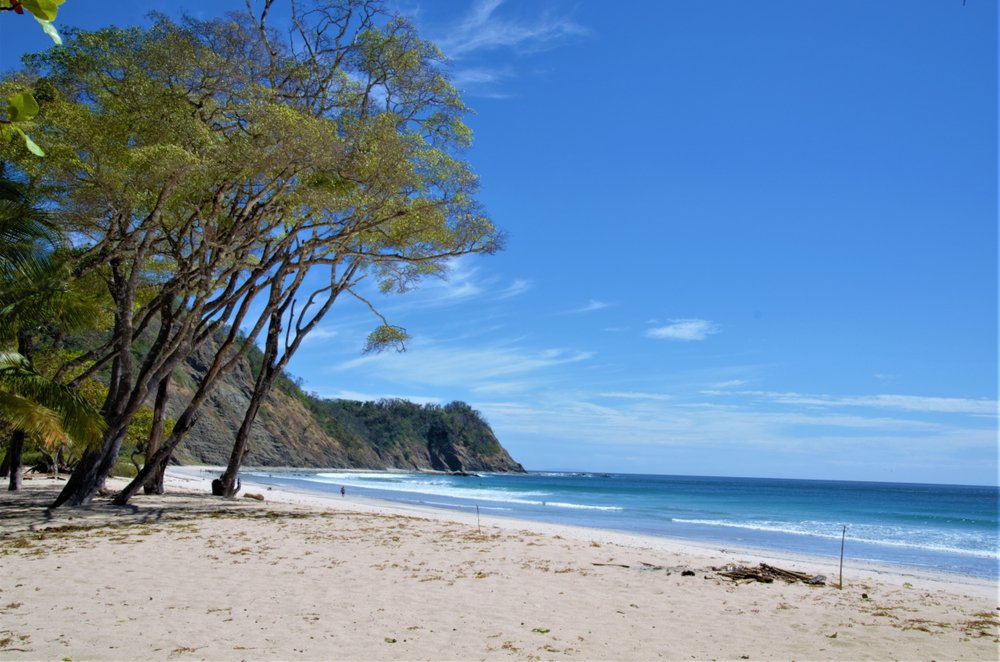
xmin=297 ymin=472 xmax=621 ymax=511
xmin=420 ymin=500 xmax=513 ymax=512
xmin=543 ymin=501 xmax=623 ymax=511
xmin=671 ymin=518 xmax=999 ymax=560
xmin=314 ymin=472 xmax=425 ymax=482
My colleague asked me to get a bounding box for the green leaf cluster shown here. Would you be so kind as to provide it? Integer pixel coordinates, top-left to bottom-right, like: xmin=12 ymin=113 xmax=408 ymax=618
xmin=1 ymin=0 xmax=66 ymax=155
xmin=0 ymin=2 xmax=502 ymax=494
xmin=0 ymin=168 xmax=108 ymax=453
xmin=2 ymin=91 xmax=45 ymax=155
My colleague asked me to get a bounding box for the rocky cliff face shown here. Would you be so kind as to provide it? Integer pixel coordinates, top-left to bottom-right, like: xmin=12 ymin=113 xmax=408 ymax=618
xmin=165 ymin=342 xmax=524 ymax=473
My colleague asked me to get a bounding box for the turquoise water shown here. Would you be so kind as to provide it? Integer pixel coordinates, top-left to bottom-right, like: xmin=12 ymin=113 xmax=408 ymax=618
xmin=243 ymin=470 xmax=1000 ymax=579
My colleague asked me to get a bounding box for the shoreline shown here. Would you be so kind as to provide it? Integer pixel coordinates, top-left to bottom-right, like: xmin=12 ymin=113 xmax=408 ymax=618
xmin=174 ymin=465 xmax=998 ymax=601
xmin=2 ymin=469 xmax=997 ymax=660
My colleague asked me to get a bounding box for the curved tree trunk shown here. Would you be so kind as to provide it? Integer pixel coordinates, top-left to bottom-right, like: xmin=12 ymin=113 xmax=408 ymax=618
xmin=142 ymin=377 xmax=172 ymax=495
xmin=215 ymin=263 xmax=359 ymax=497
xmin=146 ymin=451 xmax=170 ymax=495
xmin=113 ymin=312 xmax=273 ymax=506
xmin=215 ymin=320 xmax=280 ymax=498
xmin=52 ymin=426 xmax=126 ymax=507
xmin=116 ymin=388 xmax=217 ymax=505
xmin=215 ymin=395 xmax=265 ymax=497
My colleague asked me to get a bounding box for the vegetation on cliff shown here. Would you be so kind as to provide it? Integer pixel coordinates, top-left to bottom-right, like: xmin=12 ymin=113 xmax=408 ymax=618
xmin=168 ymin=338 xmax=523 ymax=473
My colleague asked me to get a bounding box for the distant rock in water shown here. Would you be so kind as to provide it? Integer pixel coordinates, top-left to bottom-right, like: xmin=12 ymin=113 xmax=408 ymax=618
xmin=167 ymin=338 xmax=524 ymax=473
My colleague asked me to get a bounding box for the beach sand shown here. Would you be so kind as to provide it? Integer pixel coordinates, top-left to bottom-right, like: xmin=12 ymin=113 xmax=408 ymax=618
xmin=1 ymin=469 xmax=997 ymax=661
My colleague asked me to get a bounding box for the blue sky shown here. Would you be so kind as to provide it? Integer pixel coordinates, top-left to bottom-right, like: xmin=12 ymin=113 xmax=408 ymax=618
xmin=3 ymin=1 xmax=997 ymax=485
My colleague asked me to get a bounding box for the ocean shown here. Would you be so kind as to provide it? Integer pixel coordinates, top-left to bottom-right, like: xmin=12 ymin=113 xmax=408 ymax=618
xmin=240 ymin=470 xmax=1000 ymax=580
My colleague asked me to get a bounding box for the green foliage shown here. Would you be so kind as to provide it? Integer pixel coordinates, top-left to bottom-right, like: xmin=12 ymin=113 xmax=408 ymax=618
xmin=11 ymin=0 xmax=65 ymax=24
xmin=0 ymin=3 xmax=503 ymax=498
xmin=0 ymin=351 xmax=105 ymax=448
xmin=0 ymin=168 xmax=108 ymax=454
xmin=308 ymin=396 xmax=502 ymax=458
xmin=124 ymin=407 xmax=174 ymax=452
xmin=111 ymin=456 xmax=138 ymax=478
xmin=364 ymin=325 xmax=410 ymax=354
xmin=1 ymin=0 xmax=66 ymax=155
xmin=443 ymin=401 xmax=502 ymax=456
xmin=20 ymin=447 xmax=45 ymax=467
xmin=1 ymin=90 xmax=45 ymax=155
xmin=5 ymin=92 xmax=39 ymax=122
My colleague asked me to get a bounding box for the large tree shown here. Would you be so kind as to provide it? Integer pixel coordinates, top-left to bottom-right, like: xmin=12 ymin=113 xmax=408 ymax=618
xmin=3 ymin=0 xmax=500 ymax=507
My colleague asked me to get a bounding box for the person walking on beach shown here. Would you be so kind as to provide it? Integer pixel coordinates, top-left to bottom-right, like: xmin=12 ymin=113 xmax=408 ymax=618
xmin=340 ymin=486 xmax=346 ymax=497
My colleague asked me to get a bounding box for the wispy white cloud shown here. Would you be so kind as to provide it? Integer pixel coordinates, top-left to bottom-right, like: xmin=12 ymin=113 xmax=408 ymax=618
xmin=429 ymin=0 xmax=589 ymax=97
xmin=375 ymin=257 xmax=522 ymax=311
xmin=476 ymin=391 xmax=997 ymax=456
xmin=471 ymin=380 xmax=539 ymax=395
xmin=334 ymin=337 xmax=594 ymax=392
xmin=438 ymin=0 xmax=588 ymax=58
xmin=726 ymin=391 xmax=998 ymax=416
xmin=406 ymin=257 xmax=533 ymax=304
xmin=432 ymin=258 xmax=484 ymax=300
xmin=599 ymin=391 xmax=673 ymax=402
xmin=646 ymin=319 xmax=721 ymax=341
xmin=302 ymin=327 xmax=338 ymax=344
xmin=497 ymin=278 xmax=532 ymax=299
xmin=449 ymin=65 xmax=515 ymax=90
xmin=567 ymin=299 xmax=612 ymax=314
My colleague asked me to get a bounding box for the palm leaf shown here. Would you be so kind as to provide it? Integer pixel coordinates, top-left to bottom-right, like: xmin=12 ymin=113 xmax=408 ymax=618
xmin=0 ymin=253 xmax=100 ymax=339
xmin=0 ymin=351 xmax=106 ymax=449
xmin=0 ymin=390 xmax=65 ymax=447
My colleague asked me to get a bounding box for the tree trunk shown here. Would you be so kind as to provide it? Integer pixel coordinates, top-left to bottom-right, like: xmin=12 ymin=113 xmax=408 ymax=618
xmin=0 ymin=441 xmax=10 ymax=478
xmin=215 ymin=393 xmax=266 ymax=497
xmin=7 ymin=332 xmax=35 ymax=491
xmin=142 ymin=377 xmax=171 ymax=495
xmin=215 ymin=306 xmax=286 ymax=498
xmin=52 ymin=426 xmax=126 ymax=507
xmin=214 ymin=266 xmax=356 ymax=498
xmin=6 ymin=430 xmax=25 ymax=491
xmin=113 ymin=322 xmax=264 ymax=506
xmin=147 ymin=453 xmax=170 ymax=495
xmin=39 ymin=447 xmax=59 ymax=475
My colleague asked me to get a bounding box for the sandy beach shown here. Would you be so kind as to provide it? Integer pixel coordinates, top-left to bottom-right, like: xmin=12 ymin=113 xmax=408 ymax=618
xmin=1 ymin=469 xmax=997 ymax=661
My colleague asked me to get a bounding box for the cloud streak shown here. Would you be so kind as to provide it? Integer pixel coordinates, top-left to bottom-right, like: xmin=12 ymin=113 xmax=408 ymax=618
xmin=718 ymin=390 xmax=999 ymax=416
xmin=334 ymin=338 xmax=594 ymax=392
xmin=599 ymin=391 xmax=673 ymax=402
xmin=476 ymin=391 xmax=997 ymax=456
xmin=439 ymin=0 xmax=588 ymax=58
xmin=498 ymin=278 xmax=532 ymax=299
xmin=568 ymin=299 xmax=612 ymax=314
xmin=647 ymin=319 xmax=720 ymax=341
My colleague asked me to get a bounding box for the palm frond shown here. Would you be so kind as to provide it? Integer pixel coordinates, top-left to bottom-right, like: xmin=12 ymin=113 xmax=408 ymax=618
xmin=0 ymin=253 xmax=101 ymax=338
xmin=0 ymin=351 xmax=106 ymax=449
xmin=0 ymin=390 xmax=65 ymax=447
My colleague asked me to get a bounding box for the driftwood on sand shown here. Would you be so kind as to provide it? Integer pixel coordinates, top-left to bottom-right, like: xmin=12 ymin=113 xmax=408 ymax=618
xmin=715 ymin=563 xmax=826 ymax=586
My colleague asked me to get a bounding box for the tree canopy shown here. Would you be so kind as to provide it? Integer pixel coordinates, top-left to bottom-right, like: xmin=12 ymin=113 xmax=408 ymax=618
xmin=0 ymin=0 xmax=501 ymax=506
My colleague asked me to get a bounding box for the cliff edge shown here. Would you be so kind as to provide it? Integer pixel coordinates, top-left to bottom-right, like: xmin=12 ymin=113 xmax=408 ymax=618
xmin=166 ymin=341 xmax=524 ymax=473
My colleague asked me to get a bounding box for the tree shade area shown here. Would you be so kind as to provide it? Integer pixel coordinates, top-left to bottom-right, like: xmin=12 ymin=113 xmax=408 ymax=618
xmin=0 ymin=0 xmax=502 ymax=506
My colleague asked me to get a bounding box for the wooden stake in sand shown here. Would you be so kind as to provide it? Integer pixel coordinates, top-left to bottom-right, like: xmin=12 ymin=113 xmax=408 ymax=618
xmin=838 ymin=525 xmax=847 ymax=589
xmin=476 ymin=505 xmax=482 ymax=535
